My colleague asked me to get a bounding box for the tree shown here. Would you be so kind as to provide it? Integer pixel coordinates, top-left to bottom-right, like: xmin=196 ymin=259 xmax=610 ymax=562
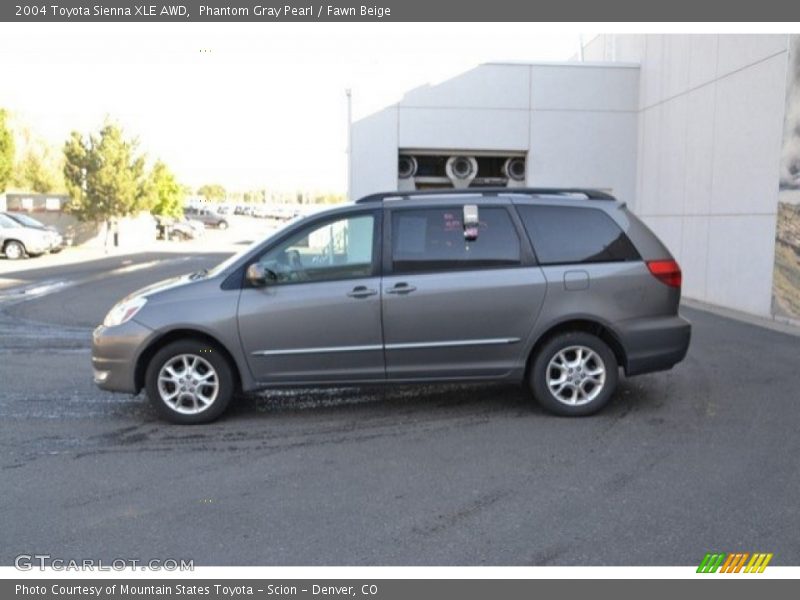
xmin=197 ymin=183 xmax=226 ymax=202
xmin=0 ymin=109 xmax=14 ymax=193
xmin=15 ymin=147 xmax=64 ymax=193
xmin=147 ymin=161 xmax=183 ymax=218
xmin=10 ymin=122 xmax=65 ymax=193
xmin=312 ymin=192 xmax=346 ymax=205
xmin=243 ymin=189 xmax=266 ymax=203
xmin=63 ymin=122 xmax=148 ymax=223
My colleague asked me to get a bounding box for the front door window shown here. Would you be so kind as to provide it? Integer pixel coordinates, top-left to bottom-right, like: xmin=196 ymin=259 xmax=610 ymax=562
xmin=257 ymin=214 xmax=375 ymax=284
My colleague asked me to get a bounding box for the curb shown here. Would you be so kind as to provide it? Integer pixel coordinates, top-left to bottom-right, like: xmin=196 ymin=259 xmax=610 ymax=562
xmin=682 ymin=298 xmax=800 ymax=339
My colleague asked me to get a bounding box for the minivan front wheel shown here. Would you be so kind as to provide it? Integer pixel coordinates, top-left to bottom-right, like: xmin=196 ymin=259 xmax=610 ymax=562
xmin=530 ymin=332 xmax=618 ymax=416
xmin=145 ymin=339 xmax=234 ymax=424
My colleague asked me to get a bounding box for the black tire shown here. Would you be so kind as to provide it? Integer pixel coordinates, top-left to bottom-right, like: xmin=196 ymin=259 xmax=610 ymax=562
xmin=3 ymin=240 xmax=26 ymax=260
xmin=529 ymin=331 xmax=618 ymax=416
xmin=217 ymin=220 xmax=228 ymax=230
xmin=144 ymin=339 xmax=235 ymax=424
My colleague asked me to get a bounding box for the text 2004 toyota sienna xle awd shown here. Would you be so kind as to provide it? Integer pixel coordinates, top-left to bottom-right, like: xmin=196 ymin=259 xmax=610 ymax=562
xmin=93 ymin=189 xmax=691 ymax=424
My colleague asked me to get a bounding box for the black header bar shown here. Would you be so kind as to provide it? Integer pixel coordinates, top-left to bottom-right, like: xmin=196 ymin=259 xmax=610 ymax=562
xmin=2 ymin=0 xmax=798 ymax=22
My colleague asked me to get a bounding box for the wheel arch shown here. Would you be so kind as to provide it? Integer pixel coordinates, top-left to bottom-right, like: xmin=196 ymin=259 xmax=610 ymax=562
xmin=134 ymin=328 xmax=242 ymax=394
xmin=3 ymin=238 xmax=26 ymax=251
xmin=525 ymin=318 xmax=628 ymax=378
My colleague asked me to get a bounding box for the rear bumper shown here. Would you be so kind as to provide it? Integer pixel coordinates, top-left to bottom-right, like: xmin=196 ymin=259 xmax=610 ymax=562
xmin=92 ymin=319 xmax=154 ymax=393
xmin=615 ymin=314 xmax=691 ymax=376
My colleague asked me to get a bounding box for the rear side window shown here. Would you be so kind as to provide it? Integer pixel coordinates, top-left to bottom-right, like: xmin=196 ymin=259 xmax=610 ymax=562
xmin=391 ymin=207 xmax=520 ymax=274
xmin=517 ymin=205 xmax=640 ymax=265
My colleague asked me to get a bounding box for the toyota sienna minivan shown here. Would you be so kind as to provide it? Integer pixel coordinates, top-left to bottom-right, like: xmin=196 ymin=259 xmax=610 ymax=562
xmin=92 ymin=189 xmax=691 ymax=423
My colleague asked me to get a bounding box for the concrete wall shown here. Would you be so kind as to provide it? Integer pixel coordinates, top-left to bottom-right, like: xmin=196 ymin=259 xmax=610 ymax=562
xmin=351 ymin=62 xmax=640 ymax=205
xmin=353 ymin=35 xmax=791 ymax=318
xmin=587 ymin=34 xmax=789 ymax=316
xmin=527 ymin=63 xmax=638 ymax=205
xmin=350 ymin=107 xmax=398 ymax=201
xmin=49 ymin=212 xmax=158 ymax=249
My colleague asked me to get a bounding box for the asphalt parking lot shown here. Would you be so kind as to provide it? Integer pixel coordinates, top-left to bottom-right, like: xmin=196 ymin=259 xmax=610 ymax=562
xmin=1 ymin=241 xmax=799 ymax=566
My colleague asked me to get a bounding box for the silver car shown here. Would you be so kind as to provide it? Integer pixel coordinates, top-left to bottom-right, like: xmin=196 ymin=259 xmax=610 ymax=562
xmin=3 ymin=212 xmax=65 ymax=253
xmin=93 ymin=189 xmax=691 ymax=423
xmin=0 ymin=213 xmax=53 ymax=259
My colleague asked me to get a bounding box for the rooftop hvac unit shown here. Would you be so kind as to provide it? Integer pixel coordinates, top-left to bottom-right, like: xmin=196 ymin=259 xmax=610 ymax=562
xmin=503 ymin=157 xmax=527 ymax=187
xmin=445 ymin=156 xmax=478 ymax=189
xmin=398 ymin=155 xmax=418 ymax=191
xmin=397 ymin=152 xmax=526 ymax=190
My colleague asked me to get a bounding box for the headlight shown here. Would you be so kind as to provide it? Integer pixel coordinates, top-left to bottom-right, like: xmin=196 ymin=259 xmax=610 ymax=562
xmin=103 ymin=296 xmax=147 ymax=327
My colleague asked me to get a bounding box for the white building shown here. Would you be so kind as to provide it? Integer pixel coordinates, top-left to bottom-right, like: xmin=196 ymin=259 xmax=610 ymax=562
xmin=350 ymin=34 xmax=799 ymax=323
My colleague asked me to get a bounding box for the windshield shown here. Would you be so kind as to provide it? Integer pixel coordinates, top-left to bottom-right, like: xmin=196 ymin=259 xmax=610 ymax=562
xmin=9 ymin=213 xmax=45 ymax=228
xmin=0 ymin=214 xmax=21 ymax=228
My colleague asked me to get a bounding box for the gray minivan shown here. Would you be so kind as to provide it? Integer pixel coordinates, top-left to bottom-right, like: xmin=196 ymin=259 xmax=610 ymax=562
xmin=92 ymin=189 xmax=690 ymax=423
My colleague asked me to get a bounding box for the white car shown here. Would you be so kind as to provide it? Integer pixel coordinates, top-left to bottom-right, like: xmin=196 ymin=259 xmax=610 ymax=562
xmin=3 ymin=212 xmax=64 ymax=253
xmin=0 ymin=213 xmax=52 ymax=259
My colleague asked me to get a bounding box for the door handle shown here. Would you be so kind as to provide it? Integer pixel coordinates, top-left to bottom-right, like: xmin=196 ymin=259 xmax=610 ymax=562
xmin=385 ymin=283 xmax=417 ymax=295
xmin=347 ymin=286 xmax=378 ymax=298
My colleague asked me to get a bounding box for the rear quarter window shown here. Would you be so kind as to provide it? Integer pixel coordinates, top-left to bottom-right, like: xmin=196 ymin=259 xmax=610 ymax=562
xmin=517 ymin=205 xmax=640 ymax=265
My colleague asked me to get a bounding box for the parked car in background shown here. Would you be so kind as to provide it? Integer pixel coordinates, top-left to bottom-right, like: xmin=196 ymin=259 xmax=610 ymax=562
xmin=155 ymin=216 xmax=205 ymax=241
xmin=2 ymin=212 xmax=65 ymax=253
xmin=0 ymin=213 xmax=53 ymax=259
xmin=184 ymin=217 xmax=206 ymax=237
xmin=184 ymin=207 xmax=229 ymax=229
xmin=93 ymin=188 xmax=690 ymax=424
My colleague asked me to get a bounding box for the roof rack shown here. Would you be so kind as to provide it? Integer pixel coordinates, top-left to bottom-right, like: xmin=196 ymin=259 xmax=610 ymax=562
xmin=354 ymin=187 xmax=617 ymax=204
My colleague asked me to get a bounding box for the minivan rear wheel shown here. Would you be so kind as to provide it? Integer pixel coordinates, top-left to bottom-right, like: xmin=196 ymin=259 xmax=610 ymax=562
xmin=145 ymin=339 xmax=234 ymax=424
xmin=530 ymin=332 xmax=618 ymax=416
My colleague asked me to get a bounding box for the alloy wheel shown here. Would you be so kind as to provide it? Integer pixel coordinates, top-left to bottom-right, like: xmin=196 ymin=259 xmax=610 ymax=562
xmin=157 ymin=354 xmax=219 ymax=414
xmin=546 ymin=345 xmax=606 ymax=406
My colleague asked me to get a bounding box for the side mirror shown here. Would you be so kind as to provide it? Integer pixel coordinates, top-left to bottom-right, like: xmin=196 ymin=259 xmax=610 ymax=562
xmin=246 ymin=263 xmax=277 ymax=287
xmin=463 ymin=204 xmax=479 ymax=242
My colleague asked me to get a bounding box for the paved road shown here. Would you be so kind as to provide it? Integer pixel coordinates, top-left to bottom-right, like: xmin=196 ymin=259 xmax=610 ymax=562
xmin=1 ymin=250 xmax=799 ymax=566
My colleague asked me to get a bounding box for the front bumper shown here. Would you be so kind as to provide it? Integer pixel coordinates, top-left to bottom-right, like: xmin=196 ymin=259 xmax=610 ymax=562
xmin=49 ymin=234 xmax=65 ymax=252
xmin=92 ymin=319 xmax=154 ymax=393
xmin=616 ymin=314 xmax=691 ymax=376
xmin=26 ymin=240 xmax=51 ymax=255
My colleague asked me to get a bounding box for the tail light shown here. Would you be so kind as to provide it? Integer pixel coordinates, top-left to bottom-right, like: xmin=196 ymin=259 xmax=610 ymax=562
xmin=647 ymin=259 xmax=682 ymax=288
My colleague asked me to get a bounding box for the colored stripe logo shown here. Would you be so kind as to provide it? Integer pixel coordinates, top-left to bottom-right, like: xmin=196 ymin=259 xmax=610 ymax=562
xmin=697 ymin=552 xmax=773 ymax=573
